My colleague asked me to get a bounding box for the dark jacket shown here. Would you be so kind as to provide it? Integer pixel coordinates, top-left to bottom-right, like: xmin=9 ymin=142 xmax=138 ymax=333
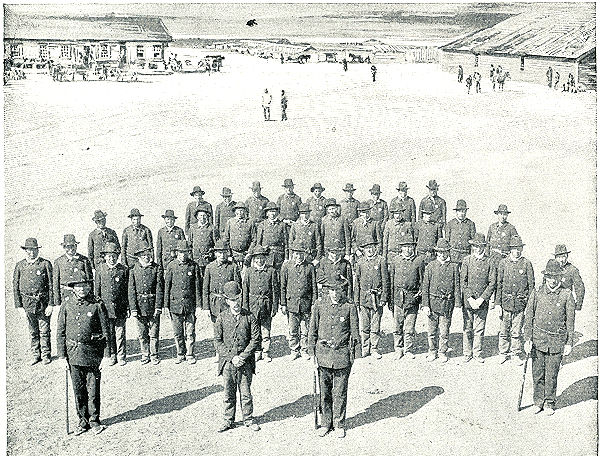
xmin=496 ymin=256 xmax=535 ymax=312
xmin=53 ymin=253 xmax=93 ymax=307
xmin=87 ymin=227 xmax=120 ymax=267
xmin=418 ymin=195 xmax=447 ymax=225
xmin=422 ymin=259 xmax=461 ymax=315
xmin=389 ymin=254 xmax=425 ymax=308
xmin=128 ymin=262 xmax=164 ymax=316
xmin=122 ymin=224 xmax=153 ymax=268
xmin=242 ymin=266 xmax=279 ymax=319
xmin=156 ymin=226 xmax=185 ymax=272
xmin=317 ymin=257 xmax=353 ymax=302
xmin=189 ymin=223 xmax=218 ymax=267
xmin=445 ymin=218 xmax=476 ymax=263
xmin=203 ymin=260 xmax=241 ymax=319
xmin=164 ymin=259 xmax=202 ymax=314
xmin=13 ymin=257 xmax=53 ymax=313
xmin=215 ymin=200 xmax=236 ymax=235
xmin=214 ymin=308 xmax=261 ymax=375
xmin=351 ymin=217 xmax=382 ymax=254
xmin=280 ymin=260 xmax=317 ymax=313
xmin=254 ymin=219 xmax=288 ymax=264
xmin=185 ymin=200 xmax=214 ymax=236
xmin=460 ymin=254 xmax=496 ymax=305
xmin=288 ymin=219 xmax=322 ymax=259
xmin=321 ymin=215 xmax=351 ymax=257
xmin=94 ymin=263 xmax=129 ymax=320
xmin=277 ymin=193 xmax=302 ymax=222
xmin=354 ymin=254 xmax=389 ymax=308
xmin=390 ymin=195 xmax=416 ymax=223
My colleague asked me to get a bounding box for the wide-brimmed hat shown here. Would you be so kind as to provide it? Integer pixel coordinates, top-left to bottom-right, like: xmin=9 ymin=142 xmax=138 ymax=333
xmin=101 ymin=242 xmax=121 ymax=255
xmin=508 ymin=235 xmax=525 ymax=248
xmin=360 ymin=240 xmax=378 ymax=248
xmin=325 ymin=198 xmax=340 ymax=208
xmin=542 ymin=259 xmax=563 ymax=277
xmin=421 ymin=200 xmax=435 ymax=214
xmin=553 ymin=244 xmax=571 ymax=256
xmin=358 ymin=201 xmax=372 ymax=212
xmin=263 ymin=202 xmax=280 ymax=213
xmin=342 ymin=183 xmax=356 ymax=192
xmin=128 ymin=208 xmax=144 ymax=218
xmin=389 ymin=201 xmax=406 ymax=213
xmin=494 ymin=204 xmax=511 ymax=214
xmin=469 ymin=233 xmax=487 ymax=246
xmin=426 ymin=179 xmax=439 ymax=190
xmin=396 ymin=182 xmax=409 ymax=191
xmin=67 ymin=278 xmax=93 ymax=288
xmin=310 ymin=182 xmax=325 ymax=192
xmin=190 ymin=185 xmax=205 ymax=196
xmin=21 ymin=238 xmax=41 ymax=250
xmin=434 ymin=239 xmax=451 ymax=252
xmin=250 ymin=245 xmax=269 ymax=257
xmin=212 ymin=239 xmax=230 ymax=252
xmin=222 ymin=281 xmax=242 ymax=300
xmin=282 ymin=179 xmax=294 ymax=188
xmin=298 ymin=202 xmax=311 ymax=213
xmin=234 ymin=202 xmax=248 ymax=211
xmin=221 ymin=187 xmax=233 ymax=197
xmin=369 ymin=184 xmax=382 ymax=194
xmin=175 ymin=240 xmax=192 ymax=252
xmin=454 ymin=200 xmax=468 ymax=211
xmin=195 ymin=206 xmax=211 ymax=216
xmin=162 ymin=209 xmax=177 ymax=219
xmin=326 ymin=246 xmax=345 ymax=253
xmin=92 ymin=210 xmax=107 ymax=221
xmin=61 ymin=234 xmax=79 ymax=246
xmin=250 ymin=181 xmax=261 ymax=192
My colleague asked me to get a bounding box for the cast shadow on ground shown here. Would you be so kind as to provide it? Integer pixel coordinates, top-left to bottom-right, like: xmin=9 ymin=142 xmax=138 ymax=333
xmin=562 ymin=339 xmax=598 ymax=365
xmin=103 ymin=384 xmax=222 ymax=426
xmin=556 ymin=376 xmax=598 ymax=410
xmin=346 ymin=386 xmax=444 ymax=429
xmin=256 ymin=394 xmax=313 ymax=425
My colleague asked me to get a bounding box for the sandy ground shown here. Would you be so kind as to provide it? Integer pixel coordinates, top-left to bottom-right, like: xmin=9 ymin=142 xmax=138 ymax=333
xmin=3 ymin=50 xmax=598 ymax=455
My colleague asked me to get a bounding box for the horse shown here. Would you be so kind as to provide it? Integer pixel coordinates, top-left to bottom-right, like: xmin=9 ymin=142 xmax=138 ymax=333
xmin=497 ymin=71 xmax=510 ymax=91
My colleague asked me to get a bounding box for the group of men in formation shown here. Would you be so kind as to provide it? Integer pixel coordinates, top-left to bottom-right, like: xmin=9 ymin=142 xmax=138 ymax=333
xmin=13 ymin=178 xmax=585 ymax=437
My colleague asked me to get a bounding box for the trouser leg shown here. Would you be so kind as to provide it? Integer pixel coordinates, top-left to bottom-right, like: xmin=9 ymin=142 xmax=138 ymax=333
xmin=473 ymin=306 xmax=488 ymax=358
xmin=332 ymin=366 xmax=351 ymax=429
xmin=149 ymin=315 xmax=160 ymax=358
xmin=185 ymin=312 xmax=196 ymax=357
xmin=70 ymin=365 xmax=90 ymax=428
xmin=531 ymin=347 xmax=546 ymax=408
xmin=107 ymin=318 xmax=117 ymax=359
xmin=439 ymin=313 xmax=451 ymax=354
xmin=261 ymin=314 xmax=272 ymax=356
xmin=87 ymin=365 xmax=101 ymax=425
xmin=26 ymin=311 xmax=41 ymax=359
xmin=38 ymin=311 xmax=51 ymax=358
xmin=462 ymin=305 xmax=474 ymax=358
xmin=238 ymin=365 xmax=254 ymax=424
xmin=404 ymin=306 xmax=417 ymax=353
xmin=498 ymin=309 xmax=512 ymax=355
xmin=359 ymin=306 xmax=372 ymax=354
xmin=427 ymin=312 xmax=440 ymax=354
xmin=171 ymin=313 xmax=186 ymax=356
xmin=393 ymin=305 xmax=405 ymax=349
xmin=544 ymin=351 xmax=563 ymax=408
xmin=136 ymin=316 xmax=150 ymax=359
xmin=319 ymin=367 xmax=334 ymax=430
xmin=114 ymin=318 xmax=127 ymax=361
xmin=299 ymin=311 xmax=310 ymax=354
xmin=510 ymin=310 xmax=524 ymax=356
xmin=370 ymin=307 xmax=383 ymax=350
xmin=287 ymin=312 xmax=300 ymax=353
xmin=222 ymin=362 xmax=237 ymax=425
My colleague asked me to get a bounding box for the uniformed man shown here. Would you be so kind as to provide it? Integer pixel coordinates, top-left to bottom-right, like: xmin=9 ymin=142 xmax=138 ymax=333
xmin=321 ymin=199 xmax=351 ymax=259
xmin=214 ymin=187 xmax=236 ymax=236
xmin=122 ymin=208 xmax=153 ymax=269
xmin=245 ymin=181 xmax=270 ymax=227
xmin=56 ymin=278 xmax=111 ymax=435
xmin=367 ymin=184 xmax=389 ymax=231
xmin=214 ymin=281 xmax=261 ymax=432
xmin=94 ymin=242 xmax=129 ymax=366
xmin=242 ymin=246 xmax=279 ymax=363
xmin=390 ymin=181 xmax=416 ymax=224
xmin=486 ymin=204 xmax=518 ymax=268
xmin=13 ymin=238 xmax=54 ymax=365
xmin=317 ymin=247 xmax=354 ymax=302
xmin=223 ymin=202 xmax=255 ymax=270
xmin=354 ymin=240 xmax=389 ymax=359
xmin=418 ymin=179 xmax=446 ymax=225
xmin=339 ymin=183 xmax=359 ymax=225
xmin=524 ymin=259 xmax=575 ymax=416
xmin=445 ymin=199 xmax=476 ymax=267
xmin=53 ymin=234 xmax=93 ymax=309
xmin=495 ymin=235 xmax=534 ymax=364
xmin=383 ymin=201 xmax=414 ymax=265
xmin=414 ymin=200 xmax=443 ymax=263
xmin=277 ymin=178 xmax=302 ymax=228
xmin=460 ymin=233 xmax=495 ymax=363
xmin=306 ymin=183 xmax=327 ymax=224
xmin=421 ymin=239 xmax=461 ymax=363
xmin=253 ymin=202 xmax=288 ymax=272
xmin=185 ymin=186 xmax=214 ymax=237
xmin=288 ymin=203 xmax=322 ymax=263
xmin=129 ymin=244 xmax=164 ymax=365
xmin=388 ymin=233 xmax=425 ymax=359
xmin=87 ymin=210 xmax=120 ymax=270
xmin=189 ymin=207 xmax=218 ymax=275
xmin=164 ymin=240 xmax=202 ymax=364
xmin=156 ymin=209 xmax=186 ymax=274
xmin=552 ymin=244 xmax=585 ymax=311
xmin=308 ymin=282 xmax=360 ymax=438
xmin=280 ymin=244 xmax=317 ymax=360
xmin=351 ymin=201 xmax=382 ymax=259
xmin=203 ymin=240 xmax=242 ymax=325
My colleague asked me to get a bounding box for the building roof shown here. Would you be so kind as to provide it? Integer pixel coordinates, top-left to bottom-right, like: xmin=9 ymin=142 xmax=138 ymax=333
xmin=4 ymin=14 xmax=172 ymax=42
xmin=440 ymin=7 xmax=595 ymax=60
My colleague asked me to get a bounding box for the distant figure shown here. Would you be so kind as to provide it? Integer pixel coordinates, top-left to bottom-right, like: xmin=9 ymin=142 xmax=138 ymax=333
xmin=489 ymin=64 xmax=495 ymax=80
xmin=466 ymin=74 xmax=472 ymax=94
xmin=342 ymin=58 xmax=348 ymax=72
xmin=568 ymin=73 xmax=576 ymax=92
xmin=280 ymin=53 xmax=284 ymax=64
xmin=554 ymin=71 xmax=560 ymax=89
xmin=371 ymin=65 xmax=377 ymax=82
xmin=474 ymin=72 xmax=481 ymax=93
xmin=491 ymin=65 xmax=497 ymax=91
xmin=246 ymin=19 xmax=258 ymax=27
xmin=497 ymin=71 xmax=509 ymax=91
xmin=281 ymin=90 xmax=288 ymax=121
xmin=457 ymin=65 xmax=463 ymax=83
xmin=546 ymin=67 xmax=553 ymax=88
xmin=262 ymin=89 xmax=272 ymax=121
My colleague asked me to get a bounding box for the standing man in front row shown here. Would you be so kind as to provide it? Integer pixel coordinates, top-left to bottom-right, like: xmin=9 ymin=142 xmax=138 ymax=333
xmin=214 ymin=281 xmax=261 ymax=432
xmin=524 ymin=260 xmax=575 ymax=416
xmin=13 ymin=238 xmax=54 ymax=365
xmin=164 ymin=240 xmax=202 ymax=364
xmin=56 ymin=278 xmax=111 ymax=436
xmin=308 ymin=282 xmax=360 ymax=439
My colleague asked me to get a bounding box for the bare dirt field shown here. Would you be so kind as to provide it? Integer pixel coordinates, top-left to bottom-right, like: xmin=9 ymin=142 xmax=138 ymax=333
xmin=4 ymin=51 xmax=597 ymax=455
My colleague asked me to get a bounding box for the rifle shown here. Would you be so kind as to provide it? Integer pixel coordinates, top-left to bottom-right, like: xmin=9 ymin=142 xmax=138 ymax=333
xmin=65 ymin=366 xmax=70 ymax=434
xmin=517 ymin=353 xmax=530 ymax=411
xmin=313 ymin=361 xmax=321 ymax=429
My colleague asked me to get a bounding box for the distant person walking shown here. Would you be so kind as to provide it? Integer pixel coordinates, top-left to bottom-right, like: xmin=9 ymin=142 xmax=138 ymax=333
xmin=457 ymin=65 xmax=463 ymax=83
xmin=546 ymin=67 xmax=553 ymax=88
xmin=371 ymin=65 xmax=377 ymax=82
xmin=568 ymin=73 xmax=576 ymax=92
xmin=343 ymin=58 xmax=348 ymax=72
xmin=490 ymin=65 xmax=497 ymax=91
xmin=474 ymin=72 xmax=482 ymax=93
xmin=466 ymin=74 xmax=472 ymax=94
xmin=281 ymin=90 xmax=288 ymax=121
xmin=280 ymin=53 xmax=284 ymax=64
xmin=262 ymin=89 xmax=272 ymax=121
xmin=554 ymin=71 xmax=560 ymax=89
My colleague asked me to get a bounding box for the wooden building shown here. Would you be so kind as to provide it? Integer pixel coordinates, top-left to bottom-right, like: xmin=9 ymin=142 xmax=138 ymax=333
xmin=439 ymin=7 xmax=596 ymax=90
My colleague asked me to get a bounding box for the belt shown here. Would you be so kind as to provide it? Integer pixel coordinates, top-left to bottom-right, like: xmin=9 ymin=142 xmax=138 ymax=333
xmin=250 ymin=294 xmax=270 ymax=299
xmin=491 ymin=248 xmax=508 ymax=256
xmin=451 ymin=247 xmax=469 ymax=253
xmin=533 ymin=324 xmax=566 ymax=336
xmin=23 ymin=292 xmax=46 ymax=298
xmin=431 ymin=293 xmax=453 ymax=300
xmin=267 ymin=245 xmax=284 ymax=251
xmin=139 ymin=293 xmax=156 ymax=298
xmin=318 ymin=339 xmax=348 ymax=348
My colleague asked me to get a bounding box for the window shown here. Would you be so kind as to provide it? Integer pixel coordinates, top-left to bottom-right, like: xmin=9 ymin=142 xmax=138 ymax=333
xmin=39 ymin=43 xmax=49 ymax=60
xmin=474 ymin=54 xmax=479 ymax=67
xmin=10 ymin=43 xmax=22 ymax=57
xmin=137 ymin=45 xmax=145 ymax=58
xmin=520 ymin=56 xmax=525 ymax=71
xmin=60 ymin=45 xmax=70 ymax=58
xmin=100 ymin=44 xmax=109 ymax=58
xmin=153 ymin=45 xmax=162 ymax=59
